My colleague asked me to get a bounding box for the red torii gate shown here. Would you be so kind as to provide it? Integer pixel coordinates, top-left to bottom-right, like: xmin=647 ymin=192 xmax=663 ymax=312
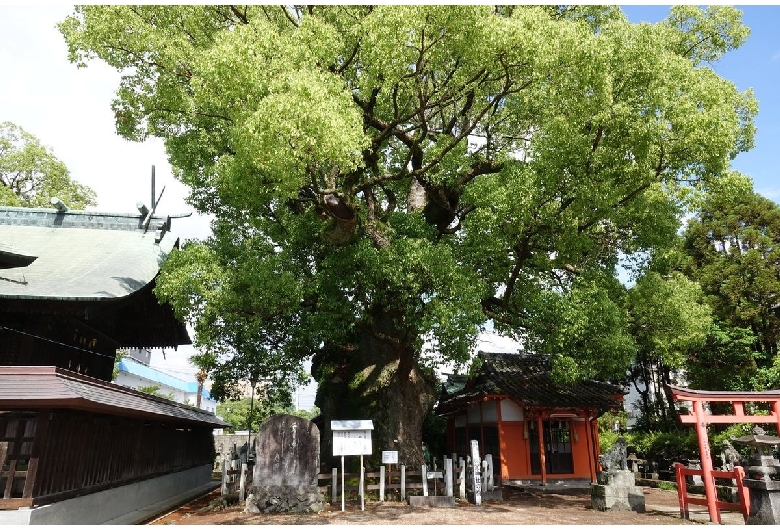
xmin=667 ymin=384 xmax=780 ymax=524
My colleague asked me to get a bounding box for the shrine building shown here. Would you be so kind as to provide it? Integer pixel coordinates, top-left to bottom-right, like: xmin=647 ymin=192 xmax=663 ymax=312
xmin=0 ymin=203 xmax=228 ymax=524
xmin=436 ymin=351 xmax=625 ymax=485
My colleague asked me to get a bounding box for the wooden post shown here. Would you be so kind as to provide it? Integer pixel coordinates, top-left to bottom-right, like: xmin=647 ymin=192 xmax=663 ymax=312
xmin=422 ymin=464 xmax=428 ymax=496
xmin=401 ymin=464 xmax=406 ymax=501
xmin=584 ymin=414 xmax=597 ymax=484
xmin=536 ymin=417 xmax=547 ymax=485
xmin=380 ymin=466 xmax=385 ymax=502
xmin=331 ymin=467 xmax=338 ymax=504
xmin=773 ymin=400 xmax=780 ymax=439
xmin=239 ymin=462 xmax=247 ymax=502
xmin=734 ymin=465 xmax=749 ymax=523
xmin=23 ymin=410 xmax=50 ymax=500
xmin=675 ymin=462 xmax=689 ymax=520
xmin=459 ymin=457 xmax=466 ymax=499
xmin=445 ymin=458 xmax=453 ymax=497
xmin=692 ymin=400 xmax=720 ymax=524
xmin=0 ymin=442 xmax=8 ymax=499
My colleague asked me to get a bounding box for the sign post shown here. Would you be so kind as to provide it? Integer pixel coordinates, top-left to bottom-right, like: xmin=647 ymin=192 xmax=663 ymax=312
xmin=382 ymin=450 xmax=399 ymax=499
xmin=332 ymin=420 xmax=374 ymax=512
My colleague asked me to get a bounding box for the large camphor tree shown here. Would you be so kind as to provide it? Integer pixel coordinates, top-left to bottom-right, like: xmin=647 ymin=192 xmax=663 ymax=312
xmin=60 ymin=5 xmax=755 ymax=465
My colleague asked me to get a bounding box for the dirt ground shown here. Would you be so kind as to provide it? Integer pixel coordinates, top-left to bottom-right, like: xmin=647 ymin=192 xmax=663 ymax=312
xmin=145 ymin=486 xmax=745 ymax=525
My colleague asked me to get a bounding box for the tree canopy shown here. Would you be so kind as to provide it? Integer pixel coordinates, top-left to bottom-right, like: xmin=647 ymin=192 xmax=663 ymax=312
xmin=683 ymin=172 xmax=780 ymax=391
xmin=60 ymin=5 xmax=756 ymax=463
xmin=0 ymin=121 xmax=96 ymax=208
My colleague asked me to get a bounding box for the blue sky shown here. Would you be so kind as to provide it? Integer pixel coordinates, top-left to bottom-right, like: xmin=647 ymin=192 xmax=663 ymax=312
xmin=0 ymin=5 xmax=777 ymax=380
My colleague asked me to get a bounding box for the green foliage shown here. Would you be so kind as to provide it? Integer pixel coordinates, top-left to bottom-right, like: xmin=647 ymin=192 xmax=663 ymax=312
xmin=624 ymin=263 xmax=713 ymax=430
xmin=112 ymin=349 xmax=127 ymax=381
xmin=216 ymin=392 xmax=318 ymax=433
xmin=682 ymin=174 xmax=780 ymax=390
xmin=0 ymin=121 xmax=96 ymax=208
xmin=137 ymin=385 xmax=175 ymax=401
xmin=60 ymin=5 xmax=757 ymax=456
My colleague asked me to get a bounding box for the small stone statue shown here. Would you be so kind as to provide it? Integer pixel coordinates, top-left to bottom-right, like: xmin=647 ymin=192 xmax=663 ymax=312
xmin=599 ymin=436 xmax=628 ymax=471
xmin=721 ymin=439 xmax=744 ymax=471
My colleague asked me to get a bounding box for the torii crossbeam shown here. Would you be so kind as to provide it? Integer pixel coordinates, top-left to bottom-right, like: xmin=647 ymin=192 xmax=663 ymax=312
xmin=667 ymin=384 xmax=780 ymax=524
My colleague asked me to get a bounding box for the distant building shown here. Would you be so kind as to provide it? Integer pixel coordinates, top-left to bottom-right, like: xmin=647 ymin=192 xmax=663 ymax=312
xmin=116 ymin=357 xmax=218 ymax=414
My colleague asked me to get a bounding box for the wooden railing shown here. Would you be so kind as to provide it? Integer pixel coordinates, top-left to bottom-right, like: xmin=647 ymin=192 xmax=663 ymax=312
xmin=674 ymin=462 xmax=749 ymax=523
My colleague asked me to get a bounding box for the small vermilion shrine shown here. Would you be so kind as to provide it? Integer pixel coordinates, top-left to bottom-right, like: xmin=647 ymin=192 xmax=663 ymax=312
xmin=436 ymin=352 xmax=625 ymax=485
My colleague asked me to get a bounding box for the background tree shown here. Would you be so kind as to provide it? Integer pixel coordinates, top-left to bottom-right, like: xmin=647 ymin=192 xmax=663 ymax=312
xmin=624 ymin=270 xmax=712 ymax=430
xmin=0 ymin=121 xmax=96 ymax=208
xmin=60 ymin=5 xmax=756 ymax=465
xmin=137 ymin=384 xmax=175 ymax=401
xmin=682 ymin=172 xmax=780 ymax=391
xmin=215 ymin=385 xmax=317 ymax=434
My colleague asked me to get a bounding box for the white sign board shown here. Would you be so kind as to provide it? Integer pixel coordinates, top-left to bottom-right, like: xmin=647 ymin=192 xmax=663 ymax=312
xmin=382 ymin=450 xmax=399 ymax=464
xmin=331 ymin=420 xmax=374 ymax=456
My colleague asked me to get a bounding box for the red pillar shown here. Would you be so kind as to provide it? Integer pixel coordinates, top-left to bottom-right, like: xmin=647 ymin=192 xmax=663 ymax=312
xmin=692 ymin=399 xmax=720 ymax=524
xmin=537 ymin=416 xmax=547 ymax=485
xmin=584 ymin=413 xmax=597 ymax=483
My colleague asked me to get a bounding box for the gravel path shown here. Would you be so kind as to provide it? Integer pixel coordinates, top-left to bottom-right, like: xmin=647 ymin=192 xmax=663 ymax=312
xmin=146 ymin=486 xmax=747 ymax=525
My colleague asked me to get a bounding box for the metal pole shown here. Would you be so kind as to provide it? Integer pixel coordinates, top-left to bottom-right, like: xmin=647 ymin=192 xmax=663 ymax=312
xmin=341 ymin=455 xmax=345 ymax=512
xmin=360 ymin=455 xmax=365 ymax=511
xmin=151 ymin=165 xmax=156 ymax=209
xmin=247 ymin=382 xmax=255 ymax=451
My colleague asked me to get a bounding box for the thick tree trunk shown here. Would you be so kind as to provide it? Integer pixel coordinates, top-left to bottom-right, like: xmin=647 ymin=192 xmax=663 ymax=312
xmin=313 ymin=309 xmax=438 ymax=471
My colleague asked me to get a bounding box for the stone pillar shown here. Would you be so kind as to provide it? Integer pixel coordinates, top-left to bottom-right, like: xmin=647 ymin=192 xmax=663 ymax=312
xmin=744 ymin=479 xmax=780 ymax=525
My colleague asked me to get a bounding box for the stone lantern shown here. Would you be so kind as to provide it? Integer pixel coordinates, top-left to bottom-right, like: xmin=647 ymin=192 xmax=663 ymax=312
xmin=733 ymin=427 xmax=780 ymax=524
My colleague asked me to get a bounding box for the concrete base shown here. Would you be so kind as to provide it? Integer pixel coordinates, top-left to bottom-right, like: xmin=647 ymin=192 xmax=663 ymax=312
xmin=465 ymin=490 xmax=502 ymax=503
xmin=745 ymin=479 xmax=780 ymax=525
xmin=409 ymin=495 xmax=455 ymax=507
xmin=0 ymin=464 xmax=216 ymax=525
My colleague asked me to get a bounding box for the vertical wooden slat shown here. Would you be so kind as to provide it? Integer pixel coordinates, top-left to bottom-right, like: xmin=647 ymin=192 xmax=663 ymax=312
xmin=3 ymin=459 xmax=16 ymax=499
xmin=23 ymin=411 xmax=48 ymax=499
xmin=72 ymin=416 xmax=90 ymax=490
xmin=0 ymin=441 xmax=8 ymax=499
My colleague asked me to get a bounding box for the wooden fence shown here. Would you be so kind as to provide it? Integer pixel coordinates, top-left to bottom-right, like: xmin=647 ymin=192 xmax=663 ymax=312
xmin=674 ymin=462 xmax=749 ymax=523
xmin=218 ymin=451 xmax=499 ymax=506
xmin=316 ymin=454 xmax=498 ymax=504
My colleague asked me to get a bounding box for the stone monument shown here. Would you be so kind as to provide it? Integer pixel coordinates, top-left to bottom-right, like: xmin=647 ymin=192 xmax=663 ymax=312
xmin=245 ymin=414 xmax=325 ymax=513
xmin=591 ymin=437 xmax=646 ymax=513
